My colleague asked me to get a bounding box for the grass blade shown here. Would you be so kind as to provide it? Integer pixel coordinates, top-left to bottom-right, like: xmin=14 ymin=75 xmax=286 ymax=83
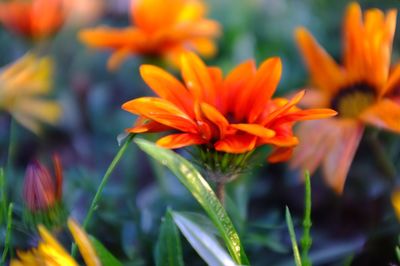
xmin=155 ymin=210 xmax=184 ymax=266
xmin=172 ymin=211 xmax=237 ymax=266
xmin=285 ymin=206 xmax=302 ymax=266
xmin=135 ymin=139 xmax=249 ymax=265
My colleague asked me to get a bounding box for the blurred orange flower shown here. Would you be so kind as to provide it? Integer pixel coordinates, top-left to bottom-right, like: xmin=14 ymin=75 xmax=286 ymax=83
xmin=0 ymin=0 xmax=65 ymax=40
xmin=291 ymin=2 xmax=400 ymax=193
xmin=10 ymin=218 xmax=101 ymax=266
xmin=79 ymin=0 xmax=221 ymax=71
xmin=0 ymin=53 xmax=61 ymax=134
xmin=122 ymin=52 xmax=336 ymax=162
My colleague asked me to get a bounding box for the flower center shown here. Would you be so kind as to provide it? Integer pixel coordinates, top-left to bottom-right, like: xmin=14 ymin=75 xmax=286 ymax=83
xmin=331 ymin=82 xmax=376 ymax=118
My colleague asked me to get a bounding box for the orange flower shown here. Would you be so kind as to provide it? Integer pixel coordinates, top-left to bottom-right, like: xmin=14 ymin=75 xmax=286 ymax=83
xmin=122 ymin=52 xmax=336 ymax=166
xmin=291 ymin=2 xmax=400 ymax=193
xmin=0 ymin=0 xmax=65 ymax=40
xmin=79 ymin=0 xmax=220 ymax=70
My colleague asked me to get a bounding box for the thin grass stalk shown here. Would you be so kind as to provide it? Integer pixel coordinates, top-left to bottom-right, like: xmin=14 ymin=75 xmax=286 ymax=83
xmin=1 ymin=203 xmax=14 ymax=265
xmin=71 ymin=134 xmax=135 ymax=257
xmin=301 ymin=171 xmax=312 ymax=266
xmin=286 ymin=206 xmax=302 ymax=266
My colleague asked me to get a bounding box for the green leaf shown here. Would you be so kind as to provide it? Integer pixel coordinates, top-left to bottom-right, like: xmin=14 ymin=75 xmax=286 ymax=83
xmin=285 ymin=206 xmax=302 ymax=266
xmin=135 ymin=139 xmax=249 ymax=265
xmin=90 ymin=236 xmax=123 ymax=266
xmin=172 ymin=211 xmax=237 ymax=266
xmin=155 ymin=210 xmax=184 ymax=266
xmin=301 ymin=171 xmax=312 ymax=266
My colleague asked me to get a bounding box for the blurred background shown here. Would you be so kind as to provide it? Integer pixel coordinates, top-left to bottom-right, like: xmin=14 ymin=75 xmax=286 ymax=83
xmin=1 ymin=0 xmax=400 ymax=265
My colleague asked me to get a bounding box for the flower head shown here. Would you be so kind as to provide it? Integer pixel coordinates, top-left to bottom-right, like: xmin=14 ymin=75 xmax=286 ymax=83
xmin=23 ymin=155 xmax=63 ymax=213
xmin=0 ymin=0 xmax=65 ymax=40
xmin=79 ymin=0 xmax=220 ymax=70
xmin=291 ymin=2 xmax=400 ymax=193
xmin=122 ymin=52 xmax=336 ymax=177
xmin=10 ymin=218 xmax=101 ymax=266
xmin=0 ymin=53 xmax=61 ymax=134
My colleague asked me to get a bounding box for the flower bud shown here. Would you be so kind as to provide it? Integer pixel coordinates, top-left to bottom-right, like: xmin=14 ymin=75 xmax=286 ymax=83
xmin=23 ymin=155 xmax=65 ymax=226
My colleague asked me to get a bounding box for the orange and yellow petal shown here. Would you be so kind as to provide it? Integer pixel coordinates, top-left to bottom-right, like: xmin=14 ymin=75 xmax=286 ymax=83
xmin=268 ymin=147 xmax=294 ymax=163
xmin=295 ymin=27 xmax=343 ymax=93
xmin=68 ymin=219 xmax=101 ymax=266
xmin=360 ymin=98 xmax=400 ymax=133
xmin=156 ymin=133 xmax=206 ymax=149
xmin=122 ymin=97 xmax=198 ymax=133
xmin=140 ymin=64 xmax=194 ymax=116
xmin=180 ymin=52 xmax=216 ymax=104
xmin=215 ymin=135 xmax=257 ymax=154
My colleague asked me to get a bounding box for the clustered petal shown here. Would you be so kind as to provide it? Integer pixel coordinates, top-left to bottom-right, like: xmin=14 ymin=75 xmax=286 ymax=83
xmin=123 ymin=52 xmax=336 ymax=162
xmin=79 ymin=0 xmax=221 ymax=70
xmin=10 ymin=219 xmax=101 ymax=266
xmin=0 ymin=53 xmax=62 ymax=134
xmin=0 ymin=0 xmax=65 ymax=40
xmin=292 ymin=2 xmax=400 ymax=193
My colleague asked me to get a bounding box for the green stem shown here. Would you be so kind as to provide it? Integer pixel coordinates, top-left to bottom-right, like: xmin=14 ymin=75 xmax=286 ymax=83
xmin=1 ymin=203 xmax=14 ymax=265
xmin=367 ymin=130 xmax=396 ymax=180
xmin=6 ymin=118 xmax=17 ymax=179
xmin=71 ymin=134 xmax=135 ymax=257
xmin=0 ymin=168 xmax=6 ymax=225
xmin=301 ymin=171 xmax=312 ymax=266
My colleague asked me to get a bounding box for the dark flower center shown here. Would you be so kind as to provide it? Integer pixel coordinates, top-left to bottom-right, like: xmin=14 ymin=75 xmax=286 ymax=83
xmin=331 ymin=82 xmax=376 ymax=118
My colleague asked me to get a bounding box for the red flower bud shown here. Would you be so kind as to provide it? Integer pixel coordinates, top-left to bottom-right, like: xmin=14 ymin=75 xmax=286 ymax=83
xmin=23 ymin=155 xmax=63 ymax=212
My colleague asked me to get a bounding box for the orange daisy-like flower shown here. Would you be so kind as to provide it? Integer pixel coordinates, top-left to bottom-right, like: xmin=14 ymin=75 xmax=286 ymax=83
xmin=79 ymin=0 xmax=220 ymax=71
xmin=291 ymin=2 xmax=400 ymax=193
xmin=122 ymin=52 xmax=336 ymax=175
xmin=0 ymin=0 xmax=65 ymax=40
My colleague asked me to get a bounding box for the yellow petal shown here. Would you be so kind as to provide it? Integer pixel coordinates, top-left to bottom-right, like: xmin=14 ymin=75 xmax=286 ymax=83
xmin=68 ymin=219 xmax=101 ymax=266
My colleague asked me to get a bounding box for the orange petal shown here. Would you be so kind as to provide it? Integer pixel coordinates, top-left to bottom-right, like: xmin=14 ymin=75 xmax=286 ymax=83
xmin=360 ymin=99 xmax=400 ymax=133
xmin=267 ymin=147 xmax=294 ymax=163
xmin=291 ymin=120 xmax=334 ymax=174
xmin=321 ymin=121 xmax=364 ymax=193
xmin=248 ymin=57 xmax=282 ymax=123
xmin=295 ymin=27 xmax=343 ymax=93
xmin=79 ymin=27 xmax=143 ymax=49
xmin=223 ymin=59 xmax=256 ymax=114
xmin=122 ymin=97 xmax=198 ymax=133
xmin=126 ymin=116 xmax=172 ymax=133
xmin=382 ymin=63 xmax=400 ymax=97
xmin=391 ymin=188 xmax=400 ymax=221
xmin=214 ymin=134 xmax=257 ymax=154
xmin=235 ymin=57 xmax=282 ymax=122
xmin=276 ymin=108 xmax=337 ymax=124
xmin=156 ymin=133 xmax=206 ymax=149
xmin=230 ymin=124 xmax=275 ymax=138
xmin=180 ymin=52 xmax=216 ymax=105
xmin=260 ymin=90 xmax=306 ymax=125
xmin=200 ymin=102 xmax=229 ymax=138
xmin=107 ymin=48 xmax=131 ymax=71
xmin=140 ymin=64 xmax=194 ymax=116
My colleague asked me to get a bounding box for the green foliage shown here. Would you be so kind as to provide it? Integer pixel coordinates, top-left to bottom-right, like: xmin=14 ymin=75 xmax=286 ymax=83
xmin=1 ymin=203 xmax=13 ymax=265
xmin=285 ymin=206 xmax=302 ymax=266
xmin=135 ymin=138 xmax=249 ymax=265
xmin=0 ymin=168 xmax=6 ymax=225
xmin=171 ymin=211 xmax=237 ymax=266
xmin=90 ymin=236 xmax=123 ymax=266
xmin=301 ymin=171 xmax=312 ymax=266
xmin=155 ymin=210 xmax=184 ymax=266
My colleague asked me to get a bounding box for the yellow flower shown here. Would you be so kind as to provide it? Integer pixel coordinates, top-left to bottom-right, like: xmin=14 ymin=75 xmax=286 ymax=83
xmin=0 ymin=53 xmax=61 ymax=134
xmin=11 ymin=218 xmax=101 ymax=266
